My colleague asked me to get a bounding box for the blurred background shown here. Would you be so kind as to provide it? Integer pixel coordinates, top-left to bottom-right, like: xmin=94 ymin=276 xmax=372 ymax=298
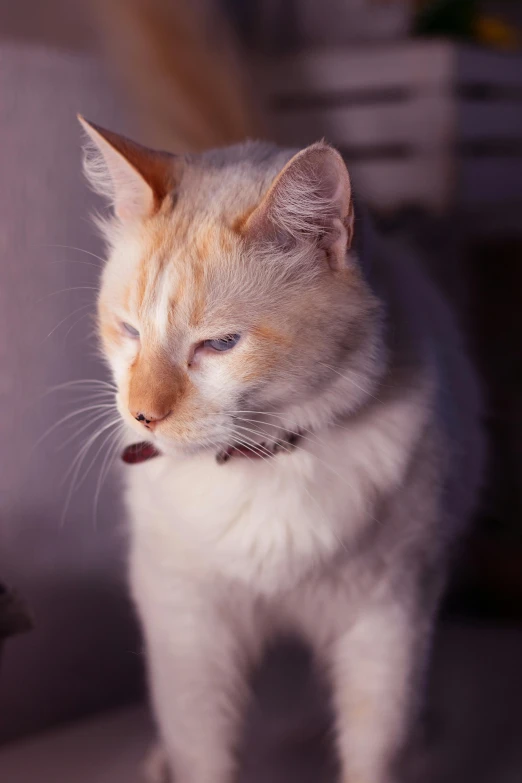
xmin=0 ymin=1 xmax=521 ymax=781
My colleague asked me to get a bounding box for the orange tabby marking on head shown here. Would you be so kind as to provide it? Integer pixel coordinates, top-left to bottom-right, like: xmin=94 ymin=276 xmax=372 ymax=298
xmin=232 ymin=328 xmax=288 ymax=384
xmin=218 ymin=227 xmax=234 ymax=254
xmin=237 ymin=353 xmax=278 ymax=383
xmin=252 ymin=324 xmax=292 ymax=348
xmin=135 ymin=252 xmax=154 ymax=316
xmin=232 ymin=206 xmax=256 ymax=234
xmin=194 ymin=225 xmax=217 ymax=261
xmin=167 ymin=264 xmax=189 ymax=322
xmin=188 ymin=259 xmax=207 ymax=328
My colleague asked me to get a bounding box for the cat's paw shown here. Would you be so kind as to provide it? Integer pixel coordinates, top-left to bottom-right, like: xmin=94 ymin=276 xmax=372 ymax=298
xmin=143 ymin=743 xmax=171 ymax=783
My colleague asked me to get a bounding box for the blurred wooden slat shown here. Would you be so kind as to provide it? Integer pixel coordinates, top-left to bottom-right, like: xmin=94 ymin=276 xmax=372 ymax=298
xmin=264 ymin=41 xmax=522 ymax=214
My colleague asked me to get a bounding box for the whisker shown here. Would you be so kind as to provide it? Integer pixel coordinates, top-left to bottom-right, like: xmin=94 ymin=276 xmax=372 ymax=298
xmin=318 ymin=362 xmax=383 ymax=402
xmin=92 ymin=426 xmax=126 ymax=528
xmin=231 ymin=425 xmax=289 ymax=459
xmin=63 ymin=311 xmax=95 ymax=342
xmin=49 ymin=258 xmax=101 ymax=270
xmin=59 ymin=408 xmax=118 ymax=451
xmin=218 ymin=408 xmax=367 ymax=439
xmin=232 ymin=416 xmax=316 ymax=450
xmin=61 ymin=417 xmax=121 ymax=488
xmin=37 ymin=286 xmax=99 ymax=304
xmin=60 ymin=418 xmax=121 ymax=525
xmin=46 ymin=379 xmax=117 ymax=394
xmin=43 ymin=243 xmax=105 ymax=264
xmin=229 ymin=434 xmax=274 ymax=462
xmin=210 ymin=409 xmax=289 ymax=420
xmin=60 ymin=391 xmax=116 ymax=404
xmin=233 ymin=415 xmax=296 ymax=435
xmin=32 ymin=403 xmax=120 ymax=453
xmin=231 ymin=422 xmax=281 ymax=451
xmin=43 ymin=303 xmax=93 ymax=343
xmin=232 ymin=415 xmax=361 ymax=461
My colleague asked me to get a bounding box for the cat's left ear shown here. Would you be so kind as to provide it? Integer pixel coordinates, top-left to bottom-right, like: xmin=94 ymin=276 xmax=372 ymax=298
xmin=241 ymin=142 xmax=354 ymax=271
xmin=78 ymin=116 xmax=179 ymax=221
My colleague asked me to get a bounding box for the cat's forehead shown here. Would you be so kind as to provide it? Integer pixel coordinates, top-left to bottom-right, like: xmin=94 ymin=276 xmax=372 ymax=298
xmin=129 ymin=212 xmax=245 ymax=334
xmin=176 ymin=145 xmax=294 ymax=223
xmin=112 ymin=145 xmax=296 ymax=331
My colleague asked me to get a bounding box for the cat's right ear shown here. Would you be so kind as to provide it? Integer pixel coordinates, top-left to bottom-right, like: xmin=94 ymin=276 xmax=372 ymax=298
xmin=239 ymin=142 xmax=353 ymax=272
xmin=78 ymin=116 xmax=179 ymax=221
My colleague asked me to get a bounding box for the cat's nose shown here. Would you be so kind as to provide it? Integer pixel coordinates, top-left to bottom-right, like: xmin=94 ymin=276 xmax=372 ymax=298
xmin=132 ymin=409 xmax=170 ymax=430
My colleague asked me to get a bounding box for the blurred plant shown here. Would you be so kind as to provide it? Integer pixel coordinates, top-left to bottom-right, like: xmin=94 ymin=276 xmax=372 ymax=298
xmin=414 ymin=0 xmax=521 ymax=50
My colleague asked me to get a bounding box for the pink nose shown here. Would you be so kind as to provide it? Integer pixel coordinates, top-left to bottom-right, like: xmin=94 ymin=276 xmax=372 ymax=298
xmin=133 ymin=410 xmax=170 ymax=430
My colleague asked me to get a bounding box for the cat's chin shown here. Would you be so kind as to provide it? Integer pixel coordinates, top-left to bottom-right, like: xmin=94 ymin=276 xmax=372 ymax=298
xmin=153 ymin=437 xmax=220 ymax=460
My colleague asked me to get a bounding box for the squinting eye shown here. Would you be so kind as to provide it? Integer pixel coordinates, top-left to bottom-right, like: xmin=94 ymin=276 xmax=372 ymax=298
xmin=122 ymin=322 xmax=140 ymax=339
xmin=204 ymin=334 xmax=241 ymax=352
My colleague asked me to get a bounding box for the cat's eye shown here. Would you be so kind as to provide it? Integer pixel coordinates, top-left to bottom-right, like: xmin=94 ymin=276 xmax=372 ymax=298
xmin=204 ymin=334 xmax=241 ymax=352
xmin=122 ymin=322 xmax=140 ymax=339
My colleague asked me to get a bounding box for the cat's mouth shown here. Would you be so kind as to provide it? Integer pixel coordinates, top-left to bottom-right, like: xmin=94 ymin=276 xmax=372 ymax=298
xmin=121 ymin=442 xmax=161 ymax=464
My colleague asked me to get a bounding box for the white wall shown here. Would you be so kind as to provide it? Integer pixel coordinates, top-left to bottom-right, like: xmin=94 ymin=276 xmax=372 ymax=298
xmin=0 ymin=43 xmax=142 ymax=741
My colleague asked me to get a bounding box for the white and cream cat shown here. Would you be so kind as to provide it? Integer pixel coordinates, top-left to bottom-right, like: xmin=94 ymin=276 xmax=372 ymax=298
xmin=79 ymin=118 xmax=484 ymax=783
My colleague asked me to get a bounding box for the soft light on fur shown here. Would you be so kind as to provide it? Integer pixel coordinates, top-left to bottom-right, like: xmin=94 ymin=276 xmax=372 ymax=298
xmin=80 ymin=120 xmax=484 ymax=783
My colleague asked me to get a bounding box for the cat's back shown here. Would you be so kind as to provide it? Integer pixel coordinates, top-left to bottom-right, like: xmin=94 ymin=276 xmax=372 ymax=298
xmin=370 ymin=228 xmax=485 ymax=527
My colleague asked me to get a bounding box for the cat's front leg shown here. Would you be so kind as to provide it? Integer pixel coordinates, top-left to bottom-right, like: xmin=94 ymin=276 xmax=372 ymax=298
xmin=141 ymin=584 xmax=261 ymax=783
xmin=329 ymin=600 xmax=432 ymax=783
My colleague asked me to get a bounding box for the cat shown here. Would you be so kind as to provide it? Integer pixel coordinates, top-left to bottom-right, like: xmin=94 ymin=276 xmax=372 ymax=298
xmin=79 ymin=117 xmax=484 ymax=783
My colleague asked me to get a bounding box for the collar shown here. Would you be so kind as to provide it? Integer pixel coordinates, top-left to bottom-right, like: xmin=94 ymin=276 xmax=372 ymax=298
xmin=215 ymin=431 xmax=302 ymax=464
xmin=121 ymin=431 xmax=303 ymax=466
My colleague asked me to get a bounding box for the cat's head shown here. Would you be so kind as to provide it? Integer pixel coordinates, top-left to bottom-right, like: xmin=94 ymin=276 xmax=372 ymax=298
xmin=80 ymin=118 xmax=385 ymax=458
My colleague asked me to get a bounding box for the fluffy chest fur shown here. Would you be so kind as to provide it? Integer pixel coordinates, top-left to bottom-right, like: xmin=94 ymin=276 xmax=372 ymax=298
xmin=127 ymin=377 xmax=432 ymax=595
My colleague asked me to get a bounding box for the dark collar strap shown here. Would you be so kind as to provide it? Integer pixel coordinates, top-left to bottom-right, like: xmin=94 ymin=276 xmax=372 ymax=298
xmin=121 ymin=431 xmax=303 ymax=466
xmin=216 ymin=431 xmax=302 ymax=464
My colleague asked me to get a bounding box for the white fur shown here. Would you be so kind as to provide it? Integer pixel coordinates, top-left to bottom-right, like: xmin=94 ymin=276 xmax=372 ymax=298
xmin=127 ymin=369 xmax=435 ymax=783
xmin=129 ymin=376 xmax=430 ymax=592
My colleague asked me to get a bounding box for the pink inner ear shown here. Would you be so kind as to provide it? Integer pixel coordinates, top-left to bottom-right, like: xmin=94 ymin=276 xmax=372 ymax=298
xmin=242 ymin=143 xmax=353 ymax=265
xmin=80 ymin=117 xmax=178 ymax=221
